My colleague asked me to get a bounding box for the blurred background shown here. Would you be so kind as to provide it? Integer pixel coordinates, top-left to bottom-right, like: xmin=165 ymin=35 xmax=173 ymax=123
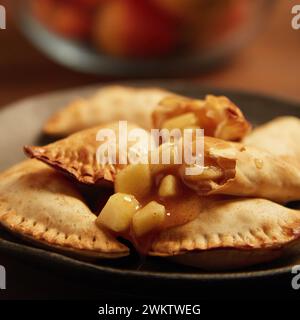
xmin=0 ymin=0 xmax=299 ymax=108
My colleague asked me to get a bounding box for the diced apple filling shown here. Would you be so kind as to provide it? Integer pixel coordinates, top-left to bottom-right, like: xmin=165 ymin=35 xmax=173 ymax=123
xmin=185 ymin=165 xmax=223 ymax=181
xmin=162 ymin=112 xmax=198 ymax=131
xmin=132 ymin=201 xmax=166 ymax=237
xmin=115 ymin=164 xmax=152 ymax=199
xmin=158 ymin=175 xmax=179 ymax=197
xmin=96 ymin=193 xmax=140 ymax=233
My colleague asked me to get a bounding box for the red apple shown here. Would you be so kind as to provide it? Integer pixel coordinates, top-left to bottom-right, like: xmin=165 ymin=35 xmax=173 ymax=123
xmin=152 ymin=0 xmax=204 ymax=21
xmin=63 ymin=0 xmax=102 ymax=10
xmin=93 ymin=0 xmax=178 ymax=58
xmin=74 ymin=0 xmax=102 ymax=10
xmin=31 ymin=0 xmax=92 ymax=39
xmin=51 ymin=4 xmax=91 ymax=39
xmin=30 ymin=0 xmax=56 ymax=25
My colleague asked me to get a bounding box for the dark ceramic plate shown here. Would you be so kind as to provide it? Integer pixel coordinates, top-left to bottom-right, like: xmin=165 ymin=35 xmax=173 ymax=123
xmin=1 ymin=81 xmax=300 ymax=295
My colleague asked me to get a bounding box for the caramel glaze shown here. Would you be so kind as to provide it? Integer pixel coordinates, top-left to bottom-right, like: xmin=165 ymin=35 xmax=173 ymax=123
xmin=120 ymin=168 xmax=204 ymax=255
xmin=110 ymin=158 xmax=233 ymax=255
xmin=107 ymin=139 xmax=238 ymax=255
xmin=126 ymin=149 xmax=237 ymax=254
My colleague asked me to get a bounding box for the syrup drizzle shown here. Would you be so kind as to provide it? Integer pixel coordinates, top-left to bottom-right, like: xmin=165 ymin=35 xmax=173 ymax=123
xmin=126 ymin=174 xmax=202 ymax=255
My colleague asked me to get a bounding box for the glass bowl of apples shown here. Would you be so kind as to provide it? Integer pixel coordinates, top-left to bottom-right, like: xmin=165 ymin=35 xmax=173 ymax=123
xmin=15 ymin=0 xmax=274 ymax=76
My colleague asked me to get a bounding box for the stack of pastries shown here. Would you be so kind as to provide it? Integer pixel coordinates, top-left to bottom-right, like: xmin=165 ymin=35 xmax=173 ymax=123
xmin=1 ymin=85 xmax=300 ymax=270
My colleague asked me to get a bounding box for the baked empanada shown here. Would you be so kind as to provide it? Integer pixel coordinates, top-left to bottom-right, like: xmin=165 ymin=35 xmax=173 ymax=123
xmin=181 ymin=137 xmax=300 ymax=203
xmin=43 ymin=85 xmax=174 ymax=136
xmin=25 ymin=122 xmax=152 ymax=185
xmin=0 ymin=160 xmax=129 ymax=258
xmin=152 ymin=95 xmax=251 ymax=141
xmin=243 ymin=116 xmax=300 ymax=166
xmin=150 ymin=197 xmax=300 ymax=270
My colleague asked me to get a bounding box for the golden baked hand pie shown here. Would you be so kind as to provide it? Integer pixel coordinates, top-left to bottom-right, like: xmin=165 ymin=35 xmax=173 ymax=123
xmin=150 ymin=197 xmax=300 ymax=270
xmin=152 ymin=95 xmax=251 ymax=141
xmin=181 ymin=137 xmax=300 ymax=203
xmin=0 ymin=160 xmax=129 ymax=258
xmin=243 ymin=116 xmax=300 ymax=166
xmin=25 ymin=122 xmax=152 ymax=185
xmin=43 ymin=85 xmax=174 ymax=136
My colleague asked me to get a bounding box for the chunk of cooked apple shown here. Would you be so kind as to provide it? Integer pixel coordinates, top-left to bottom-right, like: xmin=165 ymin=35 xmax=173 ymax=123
xmin=92 ymin=0 xmax=177 ymax=58
xmin=96 ymin=193 xmax=140 ymax=233
xmin=115 ymin=164 xmax=152 ymax=199
xmin=132 ymin=201 xmax=166 ymax=237
xmin=185 ymin=165 xmax=223 ymax=181
xmin=158 ymin=175 xmax=179 ymax=197
xmin=162 ymin=112 xmax=198 ymax=131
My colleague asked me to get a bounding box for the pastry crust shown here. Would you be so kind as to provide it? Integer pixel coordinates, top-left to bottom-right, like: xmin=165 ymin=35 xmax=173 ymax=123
xmin=181 ymin=137 xmax=300 ymax=203
xmin=25 ymin=122 xmax=150 ymax=185
xmin=150 ymin=197 xmax=300 ymax=269
xmin=0 ymin=160 xmax=129 ymax=258
xmin=43 ymin=86 xmax=174 ymax=136
xmin=8 ymin=89 xmax=300 ymax=270
xmin=243 ymin=116 xmax=300 ymax=166
xmin=152 ymin=95 xmax=251 ymax=141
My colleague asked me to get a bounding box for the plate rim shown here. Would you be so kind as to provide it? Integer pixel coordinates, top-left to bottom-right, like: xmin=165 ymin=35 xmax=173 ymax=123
xmin=1 ymin=80 xmax=300 ymax=282
xmin=0 ymin=236 xmax=294 ymax=282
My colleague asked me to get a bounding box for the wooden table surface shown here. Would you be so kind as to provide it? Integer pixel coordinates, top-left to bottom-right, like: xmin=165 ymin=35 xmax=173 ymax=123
xmin=0 ymin=0 xmax=300 ymax=300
